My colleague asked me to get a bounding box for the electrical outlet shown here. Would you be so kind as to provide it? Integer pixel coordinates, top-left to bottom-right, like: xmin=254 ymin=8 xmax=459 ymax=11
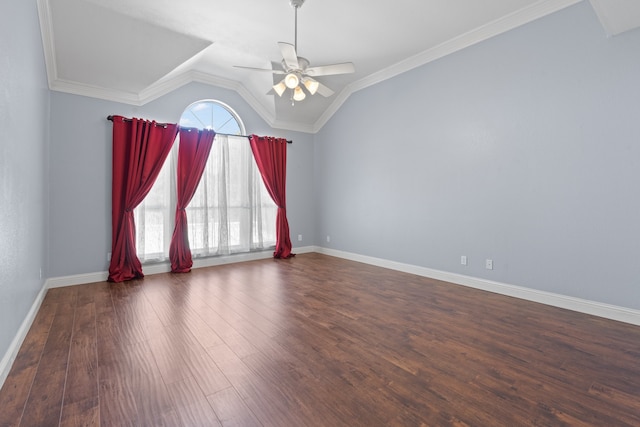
xmin=107 ymin=252 xmax=112 ymax=262
xmin=298 ymin=234 xmax=302 ymax=242
xmin=461 ymin=256 xmax=467 ymax=266
xmin=326 ymin=235 xmax=331 ymax=243
xmin=485 ymin=259 xmax=493 ymax=270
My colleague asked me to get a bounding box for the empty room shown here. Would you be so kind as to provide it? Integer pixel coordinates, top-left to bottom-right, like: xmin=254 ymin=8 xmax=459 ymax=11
xmin=1 ymin=0 xmax=640 ymax=425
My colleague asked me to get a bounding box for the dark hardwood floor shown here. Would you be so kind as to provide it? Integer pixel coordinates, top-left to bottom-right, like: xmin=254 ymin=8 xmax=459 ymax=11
xmin=1 ymin=253 xmax=639 ymax=426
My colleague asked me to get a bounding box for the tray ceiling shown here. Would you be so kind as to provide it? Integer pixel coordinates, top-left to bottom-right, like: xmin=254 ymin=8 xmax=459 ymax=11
xmin=38 ymin=0 xmax=640 ymax=133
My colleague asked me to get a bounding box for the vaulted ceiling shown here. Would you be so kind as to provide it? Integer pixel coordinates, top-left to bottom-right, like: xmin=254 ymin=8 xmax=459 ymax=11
xmin=38 ymin=0 xmax=640 ymax=133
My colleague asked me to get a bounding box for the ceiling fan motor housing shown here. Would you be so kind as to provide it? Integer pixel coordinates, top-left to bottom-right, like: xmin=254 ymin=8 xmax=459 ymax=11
xmin=234 ymin=0 xmax=352 ymax=100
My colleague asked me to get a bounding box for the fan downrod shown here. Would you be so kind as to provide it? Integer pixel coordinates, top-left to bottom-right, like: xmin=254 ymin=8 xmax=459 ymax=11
xmin=289 ymin=0 xmax=305 ymax=52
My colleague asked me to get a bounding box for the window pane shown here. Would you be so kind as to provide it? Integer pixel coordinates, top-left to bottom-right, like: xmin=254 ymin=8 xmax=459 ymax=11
xmin=135 ymin=100 xmax=277 ymax=263
xmin=187 ymin=134 xmax=277 ymax=256
xmin=134 ymin=143 xmax=175 ymax=262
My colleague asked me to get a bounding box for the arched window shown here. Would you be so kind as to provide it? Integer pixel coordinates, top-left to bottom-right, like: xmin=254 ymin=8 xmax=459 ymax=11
xmin=135 ymin=100 xmax=276 ymax=262
xmin=181 ymin=100 xmax=277 ymax=256
xmin=179 ymin=99 xmax=245 ymax=134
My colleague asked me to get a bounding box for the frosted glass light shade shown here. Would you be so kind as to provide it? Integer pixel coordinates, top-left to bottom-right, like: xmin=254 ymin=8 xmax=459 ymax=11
xmin=303 ymin=78 xmax=319 ymax=95
xmin=284 ymin=73 xmax=299 ymax=89
xmin=293 ymin=86 xmax=306 ymax=101
xmin=273 ymin=80 xmax=286 ymax=97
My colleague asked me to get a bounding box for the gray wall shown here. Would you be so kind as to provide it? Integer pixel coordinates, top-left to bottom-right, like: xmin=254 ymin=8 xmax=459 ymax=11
xmin=0 ymin=1 xmax=49 ymax=360
xmin=48 ymin=84 xmax=315 ymax=277
xmin=4 ymin=0 xmax=640 ymax=368
xmin=315 ymin=2 xmax=640 ymax=310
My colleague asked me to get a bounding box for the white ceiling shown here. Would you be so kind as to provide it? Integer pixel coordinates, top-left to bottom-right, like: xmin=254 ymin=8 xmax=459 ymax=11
xmin=37 ymin=0 xmax=640 ymax=133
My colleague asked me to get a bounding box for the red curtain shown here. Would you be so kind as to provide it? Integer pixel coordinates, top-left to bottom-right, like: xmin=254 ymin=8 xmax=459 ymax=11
xmin=249 ymin=135 xmax=294 ymax=259
xmin=108 ymin=116 xmax=179 ymax=282
xmin=169 ymin=128 xmax=216 ymax=273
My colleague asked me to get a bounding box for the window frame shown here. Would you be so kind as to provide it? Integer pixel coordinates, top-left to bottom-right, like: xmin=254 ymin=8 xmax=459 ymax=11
xmin=134 ymin=99 xmax=277 ymax=263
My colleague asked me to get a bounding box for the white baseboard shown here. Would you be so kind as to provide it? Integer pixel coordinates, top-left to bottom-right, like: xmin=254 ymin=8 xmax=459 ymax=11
xmin=46 ymin=271 xmax=109 ymax=288
xmin=49 ymin=246 xmax=639 ymax=325
xmin=6 ymin=244 xmax=637 ymax=392
xmin=1 ymin=245 xmax=316 ymax=390
xmin=46 ymin=246 xmax=317 ymax=289
xmin=316 ymin=247 xmax=640 ymax=326
xmin=0 ymin=281 xmax=49 ymax=389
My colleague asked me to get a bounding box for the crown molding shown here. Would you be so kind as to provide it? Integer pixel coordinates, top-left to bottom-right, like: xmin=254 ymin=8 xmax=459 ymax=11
xmin=189 ymin=71 xmax=279 ymax=131
xmin=39 ymin=0 xmax=583 ymax=134
xmin=312 ymin=0 xmax=583 ymax=131
xmin=269 ymin=118 xmax=316 ymax=134
xmin=312 ymin=85 xmax=353 ymax=133
xmin=192 ymin=72 xmax=314 ymax=133
xmin=36 ymin=0 xmax=57 ymax=88
xmin=590 ymin=0 xmax=615 ymax=35
xmin=359 ymin=0 xmax=582 ymax=94
xmin=589 ymin=0 xmax=640 ymax=36
xmin=49 ymin=79 xmax=144 ymax=105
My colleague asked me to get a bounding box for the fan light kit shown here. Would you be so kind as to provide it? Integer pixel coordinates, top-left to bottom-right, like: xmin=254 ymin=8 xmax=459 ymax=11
xmin=234 ymin=0 xmax=355 ymax=105
xmin=284 ymin=72 xmax=300 ymax=89
xmin=293 ymin=86 xmax=306 ymax=101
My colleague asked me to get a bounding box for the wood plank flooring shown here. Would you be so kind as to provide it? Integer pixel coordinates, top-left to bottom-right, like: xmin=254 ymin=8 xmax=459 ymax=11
xmin=1 ymin=253 xmax=639 ymax=426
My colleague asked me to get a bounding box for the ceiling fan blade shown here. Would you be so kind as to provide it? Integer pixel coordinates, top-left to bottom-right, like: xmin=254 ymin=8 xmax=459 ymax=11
xmin=315 ymin=82 xmax=335 ymax=97
xmin=278 ymin=42 xmax=299 ymax=70
xmin=305 ymin=62 xmax=355 ymax=77
xmin=234 ymin=65 xmax=285 ymax=74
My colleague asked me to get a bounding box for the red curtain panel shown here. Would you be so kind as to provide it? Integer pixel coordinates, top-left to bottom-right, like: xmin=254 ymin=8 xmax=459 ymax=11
xmin=169 ymin=128 xmax=216 ymax=273
xmin=249 ymin=135 xmax=295 ymax=259
xmin=108 ymin=116 xmax=179 ymax=282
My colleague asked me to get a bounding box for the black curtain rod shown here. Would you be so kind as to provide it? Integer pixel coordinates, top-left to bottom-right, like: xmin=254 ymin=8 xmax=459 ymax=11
xmin=107 ymin=115 xmax=292 ymax=144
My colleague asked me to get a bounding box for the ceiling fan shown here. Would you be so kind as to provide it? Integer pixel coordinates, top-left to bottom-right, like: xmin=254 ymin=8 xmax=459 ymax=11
xmin=235 ymin=0 xmax=355 ymax=104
